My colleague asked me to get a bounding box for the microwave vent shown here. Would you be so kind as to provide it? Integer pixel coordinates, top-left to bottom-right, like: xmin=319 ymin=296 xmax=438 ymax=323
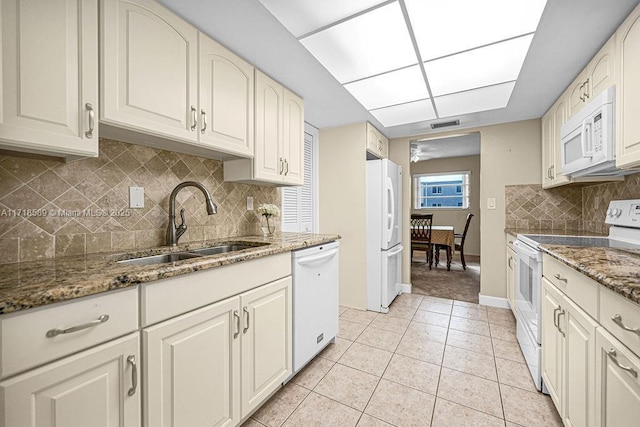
xmin=430 ymin=120 xmax=460 ymax=129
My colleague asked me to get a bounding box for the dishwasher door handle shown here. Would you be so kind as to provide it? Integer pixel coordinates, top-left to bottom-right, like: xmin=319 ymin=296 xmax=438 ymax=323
xmin=296 ymin=250 xmax=338 ymax=266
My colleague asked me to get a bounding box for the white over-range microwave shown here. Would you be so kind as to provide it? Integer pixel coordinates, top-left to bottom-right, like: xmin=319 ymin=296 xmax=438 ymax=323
xmin=560 ymin=86 xmax=629 ymax=177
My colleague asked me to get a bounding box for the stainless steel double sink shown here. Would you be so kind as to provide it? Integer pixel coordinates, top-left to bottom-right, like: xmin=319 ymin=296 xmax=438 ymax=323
xmin=117 ymin=243 xmax=269 ymax=267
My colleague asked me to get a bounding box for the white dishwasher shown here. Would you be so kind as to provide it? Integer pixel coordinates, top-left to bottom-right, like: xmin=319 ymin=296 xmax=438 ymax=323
xmin=291 ymin=241 xmax=339 ymax=373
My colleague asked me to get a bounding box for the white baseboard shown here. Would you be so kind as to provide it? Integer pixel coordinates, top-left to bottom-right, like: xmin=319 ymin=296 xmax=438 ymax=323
xmin=478 ymin=294 xmax=510 ymax=309
xmin=399 ymin=283 xmax=412 ymax=294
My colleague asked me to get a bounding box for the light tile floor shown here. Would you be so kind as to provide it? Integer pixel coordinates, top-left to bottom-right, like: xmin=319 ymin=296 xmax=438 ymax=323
xmin=244 ymin=294 xmax=562 ymax=427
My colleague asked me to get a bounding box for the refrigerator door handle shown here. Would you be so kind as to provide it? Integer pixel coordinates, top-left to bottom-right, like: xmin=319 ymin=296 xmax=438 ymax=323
xmin=386 ymin=244 xmax=404 ymax=257
xmin=386 ymin=176 xmax=395 ymax=244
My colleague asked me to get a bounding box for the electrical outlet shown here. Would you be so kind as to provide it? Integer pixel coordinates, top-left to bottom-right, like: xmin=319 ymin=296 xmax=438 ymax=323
xmin=247 ymin=196 xmax=254 ymax=210
xmin=129 ymin=187 xmax=144 ymax=208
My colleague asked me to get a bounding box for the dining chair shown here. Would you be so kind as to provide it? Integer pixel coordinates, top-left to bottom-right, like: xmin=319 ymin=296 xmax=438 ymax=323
xmin=410 ymin=213 xmax=434 ymax=269
xmin=434 ymin=213 xmax=474 ymax=270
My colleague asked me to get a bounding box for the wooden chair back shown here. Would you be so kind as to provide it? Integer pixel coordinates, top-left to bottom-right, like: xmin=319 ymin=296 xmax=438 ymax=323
xmin=411 ymin=214 xmax=433 ymax=243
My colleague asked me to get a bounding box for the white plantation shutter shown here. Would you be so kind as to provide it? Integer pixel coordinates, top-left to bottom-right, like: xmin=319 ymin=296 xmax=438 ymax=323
xmin=282 ymin=129 xmax=316 ymax=232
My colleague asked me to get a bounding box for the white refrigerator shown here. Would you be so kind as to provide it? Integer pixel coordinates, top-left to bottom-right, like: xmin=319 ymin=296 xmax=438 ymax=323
xmin=366 ymin=159 xmax=403 ymax=313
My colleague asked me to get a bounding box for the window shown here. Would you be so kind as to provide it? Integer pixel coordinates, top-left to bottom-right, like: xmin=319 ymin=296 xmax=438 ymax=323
xmin=413 ymin=171 xmax=470 ymax=209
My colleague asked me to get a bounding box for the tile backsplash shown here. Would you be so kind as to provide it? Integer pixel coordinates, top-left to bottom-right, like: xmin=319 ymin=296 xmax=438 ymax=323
xmin=506 ymin=173 xmax=640 ymax=233
xmin=0 ymin=138 xmax=279 ymax=263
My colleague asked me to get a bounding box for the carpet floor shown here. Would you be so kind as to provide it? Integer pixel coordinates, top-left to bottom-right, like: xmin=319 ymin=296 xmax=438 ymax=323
xmin=410 ymin=251 xmax=480 ymax=304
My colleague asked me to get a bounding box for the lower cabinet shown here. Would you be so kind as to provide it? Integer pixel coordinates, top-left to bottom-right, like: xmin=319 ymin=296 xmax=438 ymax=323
xmin=595 ymin=327 xmax=640 ymax=427
xmin=542 ymin=278 xmax=598 ymax=427
xmin=143 ymin=276 xmax=292 ymax=427
xmin=506 ymin=244 xmax=516 ymax=312
xmin=0 ymin=333 xmax=140 ymax=427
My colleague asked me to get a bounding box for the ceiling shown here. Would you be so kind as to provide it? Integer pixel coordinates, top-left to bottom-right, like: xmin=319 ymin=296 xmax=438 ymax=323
xmin=159 ymin=0 xmax=640 ymax=139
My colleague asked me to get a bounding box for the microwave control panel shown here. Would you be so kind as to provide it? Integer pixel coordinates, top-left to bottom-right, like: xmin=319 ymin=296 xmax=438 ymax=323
xmin=593 ymin=112 xmax=603 ymax=153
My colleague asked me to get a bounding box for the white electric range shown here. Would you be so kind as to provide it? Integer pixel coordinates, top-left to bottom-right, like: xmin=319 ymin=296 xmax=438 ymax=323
xmin=514 ymin=199 xmax=640 ymax=392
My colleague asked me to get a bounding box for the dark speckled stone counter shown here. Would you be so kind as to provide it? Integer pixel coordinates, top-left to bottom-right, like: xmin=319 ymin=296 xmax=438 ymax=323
xmin=0 ymin=233 xmax=340 ymax=315
xmin=540 ymin=245 xmax=640 ymax=305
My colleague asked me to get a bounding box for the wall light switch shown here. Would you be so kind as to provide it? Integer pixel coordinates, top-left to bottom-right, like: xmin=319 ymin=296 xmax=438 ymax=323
xmin=247 ymin=196 xmax=254 ymax=211
xmin=129 ymin=187 xmax=144 ymax=208
xmin=487 ymin=197 xmax=496 ymax=210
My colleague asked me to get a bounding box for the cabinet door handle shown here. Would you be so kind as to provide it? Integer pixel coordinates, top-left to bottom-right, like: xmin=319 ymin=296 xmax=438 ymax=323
xmin=190 ymin=106 xmax=197 ymax=131
xmin=583 ymin=78 xmax=590 ymax=100
xmin=243 ymin=307 xmax=250 ymax=333
xmin=201 ymin=109 xmax=207 ymax=134
xmin=127 ymin=355 xmax=138 ymax=396
xmin=557 ymin=310 xmax=566 ymax=337
xmin=233 ymin=310 xmax=240 ymax=339
xmin=508 ymin=256 xmax=512 ymax=268
xmin=612 ymin=314 xmax=640 ymax=336
xmin=46 ymin=314 xmax=109 ymax=338
xmin=85 ymin=103 xmax=95 ymax=138
xmin=579 ymin=83 xmax=585 ymax=102
xmin=279 ymin=157 xmax=284 ymax=175
xmin=284 ymin=159 xmax=289 ymax=176
xmin=606 ymin=349 xmax=638 ymax=378
xmin=553 ymin=307 xmax=561 ymax=329
xmin=554 ymin=273 xmax=567 ymax=283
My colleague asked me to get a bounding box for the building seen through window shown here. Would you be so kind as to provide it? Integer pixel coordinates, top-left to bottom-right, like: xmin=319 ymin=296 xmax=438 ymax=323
xmin=413 ymin=172 xmax=470 ymax=209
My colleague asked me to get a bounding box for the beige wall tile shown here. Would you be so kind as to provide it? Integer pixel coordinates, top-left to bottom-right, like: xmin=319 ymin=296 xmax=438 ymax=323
xmin=20 ymin=234 xmax=54 ymax=261
xmin=55 ymin=234 xmax=86 ymax=257
xmin=0 ymin=237 xmax=19 ymax=263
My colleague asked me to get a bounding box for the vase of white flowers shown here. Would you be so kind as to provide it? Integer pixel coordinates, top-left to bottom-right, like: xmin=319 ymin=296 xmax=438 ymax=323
xmin=257 ymin=203 xmax=280 ymax=236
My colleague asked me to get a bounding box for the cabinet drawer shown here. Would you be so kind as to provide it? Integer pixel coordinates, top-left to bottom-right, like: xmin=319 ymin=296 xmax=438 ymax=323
xmin=0 ymin=287 xmax=138 ymax=379
xmin=543 ymin=254 xmax=599 ymax=319
xmin=506 ymin=233 xmax=516 ymax=251
xmin=600 ymin=286 xmax=640 ymax=357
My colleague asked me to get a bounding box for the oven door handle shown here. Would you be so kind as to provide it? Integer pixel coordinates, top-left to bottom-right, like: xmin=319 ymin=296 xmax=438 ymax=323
xmin=513 ymin=240 xmax=539 ymax=258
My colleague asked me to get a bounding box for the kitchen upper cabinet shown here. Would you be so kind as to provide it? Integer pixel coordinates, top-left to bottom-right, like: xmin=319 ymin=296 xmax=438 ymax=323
xmin=199 ymin=33 xmax=254 ymax=158
xmin=595 ymin=327 xmax=640 ymax=427
xmin=616 ymin=3 xmax=640 ymax=169
xmin=541 ymin=110 xmax=555 ymax=188
xmin=240 ymin=277 xmax=292 ymax=418
xmin=541 ymin=97 xmax=571 ymax=189
xmin=224 ymin=70 xmax=305 ymax=186
xmin=0 ymin=333 xmax=140 ymax=427
xmin=100 ymin=0 xmax=199 ymax=143
xmin=0 ymin=0 xmax=99 ymax=159
xmin=143 ymin=297 xmax=240 ymax=427
xmin=568 ymin=70 xmax=589 ymax=118
xmin=587 ymin=35 xmax=616 ymax=99
xmin=366 ymin=123 xmax=389 ymax=159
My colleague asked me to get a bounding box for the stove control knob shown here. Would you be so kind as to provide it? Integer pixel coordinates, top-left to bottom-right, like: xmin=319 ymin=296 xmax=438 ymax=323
xmin=606 ymin=208 xmax=613 ymax=217
xmin=615 ymin=208 xmax=623 ymax=218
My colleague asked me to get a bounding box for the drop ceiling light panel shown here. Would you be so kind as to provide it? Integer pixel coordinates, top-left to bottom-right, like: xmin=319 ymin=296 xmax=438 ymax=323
xmin=424 ymin=34 xmax=533 ymax=97
xmin=300 ymin=2 xmax=417 ymax=83
xmin=405 ymin=0 xmax=546 ymax=61
xmin=370 ymin=99 xmax=436 ymax=127
xmin=344 ymin=66 xmax=428 ymax=110
xmin=435 ymin=81 xmax=516 ymax=117
xmin=259 ymin=0 xmax=387 ymax=37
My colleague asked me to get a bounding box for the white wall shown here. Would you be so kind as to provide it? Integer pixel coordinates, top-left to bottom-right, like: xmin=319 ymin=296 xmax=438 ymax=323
xmin=409 ymin=155 xmax=481 ymax=256
xmin=390 ymin=119 xmax=542 ymax=300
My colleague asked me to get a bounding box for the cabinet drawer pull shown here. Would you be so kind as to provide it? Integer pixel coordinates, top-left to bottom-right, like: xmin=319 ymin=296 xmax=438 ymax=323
xmin=612 ymin=314 xmax=640 ymax=336
xmin=233 ymin=310 xmax=240 ymax=339
xmin=606 ymin=349 xmax=638 ymax=378
xmin=85 ymin=103 xmax=95 ymax=138
xmin=46 ymin=314 xmax=109 ymax=338
xmin=554 ymin=273 xmax=567 ymax=283
xmin=127 ymin=354 xmax=138 ymax=396
xmin=201 ymin=109 xmax=207 ymax=134
xmin=243 ymin=307 xmax=250 ymax=333
xmin=190 ymin=106 xmax=197 ymax=131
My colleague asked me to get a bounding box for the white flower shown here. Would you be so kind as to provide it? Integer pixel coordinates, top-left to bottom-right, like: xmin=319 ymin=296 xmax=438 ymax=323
xmin=257 ymin=203 xmax=280 ymax=217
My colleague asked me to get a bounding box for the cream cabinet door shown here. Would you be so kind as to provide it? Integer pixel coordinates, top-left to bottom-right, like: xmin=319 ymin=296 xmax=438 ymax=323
xmin=541 ymin=278 xmax=564 ymax=411
xmin=506 ymin=246 xmax=516 ymax=312
xmin=143 ymin=297 xmax=240 ymax=427
xmin=282 ymin=88 xmax=305 ymax=185
xmin=586 ymin=34 xmax=616 ymax=99
xmin=552 ymin=98 xmax=571 ymax=185
xmin=595 ymin=327 xmax=640 ymax=427
xmin=0 ymin=333 xmax=140 ymax=427
xmin=562 ymin=297 xmax=597 ymax=427
xmin=568 ymin=70 xmax=588 ymax=118
xmin=254 ymin=70 xmax=284 ymax=183
xmin=199 ymin=33 xmax=254 ymax=157
xmin=100 ymin=0 xmax=198 ymax=142
xmin=240 ymin=276 xmax=292 ymax=418
xmin=616 ymin=4 xmax=640 ymax=169
xmin=541 ymin=110 xmax=555 ymax=188
xmin=0 ymin=0 xmax=98 ymax=158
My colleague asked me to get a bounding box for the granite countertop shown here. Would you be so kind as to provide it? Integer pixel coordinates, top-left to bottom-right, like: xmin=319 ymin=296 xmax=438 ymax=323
xmin=505 ymin=228 xmax=608 ymax=237
xmin=0 ymin=233 xmax=340 ymax=315
xmin=540 ymin=245 xmax=640 ymax=305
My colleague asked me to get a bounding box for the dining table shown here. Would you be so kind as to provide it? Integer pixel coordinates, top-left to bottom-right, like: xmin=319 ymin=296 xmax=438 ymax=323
xmin=431 ymin=225 xmax=455 ymax=271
